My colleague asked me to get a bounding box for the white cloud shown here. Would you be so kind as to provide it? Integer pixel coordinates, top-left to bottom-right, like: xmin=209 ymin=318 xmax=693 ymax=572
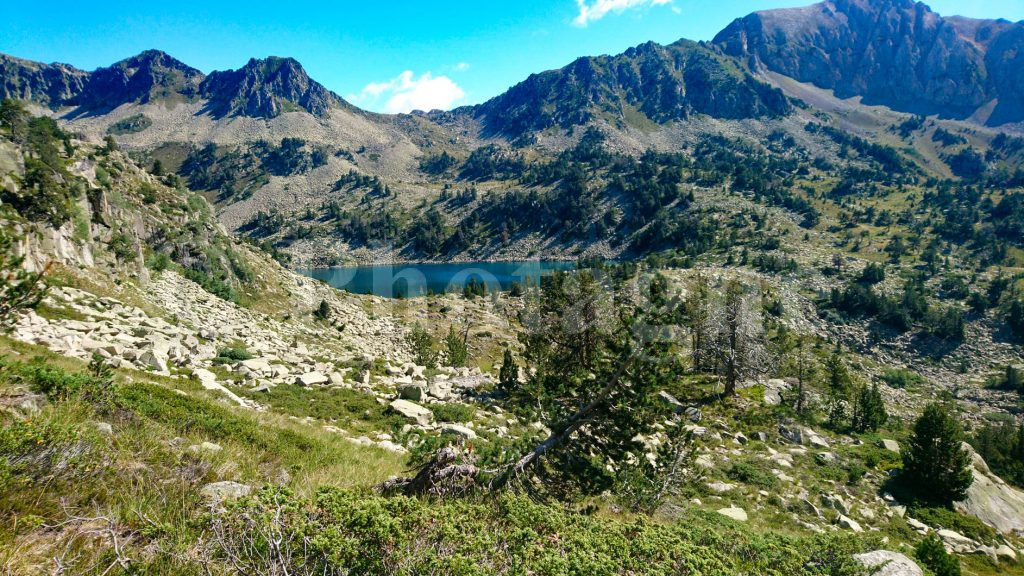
xmin=453 ymin=62 xmax=470 ymax=72
xmin=349 ymin=71 xmax=466 ymax=114
xmin=573 ymin=0 xmax=672 ymax=26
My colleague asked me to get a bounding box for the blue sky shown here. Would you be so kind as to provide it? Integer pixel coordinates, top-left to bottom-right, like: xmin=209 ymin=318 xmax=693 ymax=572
xmin=3 ymin=1 xmax=1023 ymax=113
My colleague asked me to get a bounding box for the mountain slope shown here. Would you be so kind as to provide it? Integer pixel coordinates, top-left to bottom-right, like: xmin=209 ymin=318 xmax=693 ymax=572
xmin=459 ymin=40 xmax=791 ymax=139
xmin=714 ymin=0 xmax=1024 ymax=126
xmin=0 ymin=53 xmax=88 ymax=108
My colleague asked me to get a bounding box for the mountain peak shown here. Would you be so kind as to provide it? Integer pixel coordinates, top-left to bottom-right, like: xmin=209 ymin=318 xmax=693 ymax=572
xmin=712 ymin=0 xmax=1024 ymax=125
xmin=199 ymin=55 xmax=340 ymax=118
xmin=72 ymin=49 xmax=204 ymax=112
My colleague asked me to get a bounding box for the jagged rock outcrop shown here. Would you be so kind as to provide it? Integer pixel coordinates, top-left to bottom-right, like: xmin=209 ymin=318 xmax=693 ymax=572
xmin=199 ymin=56 xmax=340 ymax=118
xmin=458 ymin=40 xmax=790 ymax=138
xmin=72 ymin=50 xmax=204 ymax=112
xmin=0 ymin=53 xmax=87 ymax=108
xmin=713 ymin=0 xmax=1024 ymax=125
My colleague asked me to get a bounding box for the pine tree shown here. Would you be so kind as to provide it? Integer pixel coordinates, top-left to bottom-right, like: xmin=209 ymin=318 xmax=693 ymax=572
xmin=445 ymin=325 xmax=469 ymax=367
xmin=498 ymin=348 xmax=519 ymax=393
xmin=851 ymin=383 xmax=887 ymax=433
xmin=313 ymin=299 xmax=331 ymax=321
xmin=902 ymin=403 xmax=973 ymax=505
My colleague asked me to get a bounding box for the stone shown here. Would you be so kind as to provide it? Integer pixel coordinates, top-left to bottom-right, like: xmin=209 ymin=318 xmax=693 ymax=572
xmin=138 ymin=349 xmax=168 ymax=373
xmin=801 ymin=498 xmax=822 ymax=517
xmin=94 ymin=421 xmax=113 ymax=435
xmin=821 ymin=493 xmax=850 ymax=514
xmin=763 ymin=378 xmax=788 ymax=406
xmin=806 ymin=430 xmax=830 ymax=448
xmin=201 ymin=481 xmax=252 ymax=505
xmin=854 ymin=551 xmax=923 ymax=576
xmin=733 ymin=432 xmax=748 ymax=445
xmin=398 ymin=384 xmax=425 ymax=402
xmin=441 ymin=424 xmax=477 ymax=440
xmin=779 ymin=423 xmax=802 ymax=445
xmin=695 ymin=455 xmax=715 ymax=469
xmin=296 ymin=371 xmax=329 ymax=386
xmin=937 ymin=529 xmax=974 ymax=552
xmin=684 ymin=406 xmax=702 ymax=423
xmin=815 ymin=451 xmax=838 ymax=464
xmin=329 ymin=372 xmax=345 ymax=386
xmin=684 ymin=424 xmax=707 ymax=438
xmin=189 ymin=441 xmax=223 ymax=454
xmin=241 ymin=358 xmax=271 ymax=374
xmin=880 ymin=439 xmax=900 ymax=454
xmin=716 ymin=506 xmax=747 ymax=522
xmin=837 ymin=514 xmax=863 ymax=532
xmin=388 ymin=399 xmax=433 ymax=425
xmin=658 ymin=391 xmax=686 ymax=414
xmin=377 ymin=440 xmax=408 ymax=454
xmin=906 ymin=517 xmax=929 ymax=533
xmin=995 ymin=544 xmax=1017 ymax=562
xmin=707 ymin=481 xmax=737 ymax=493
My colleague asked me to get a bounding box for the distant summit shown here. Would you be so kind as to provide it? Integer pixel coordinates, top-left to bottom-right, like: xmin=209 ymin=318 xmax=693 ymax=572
xmin=713 ymin=0 xmax=1024 ymax=125
xmin=0 ymin=51 xmax=343 ymax=119
xmin=199 ymin=56 xmax=341 ymax=118
xmin=461 ymin=40 xmax=791 ymax=139
xmin=73 ymin=50 xmax=204 ymax=112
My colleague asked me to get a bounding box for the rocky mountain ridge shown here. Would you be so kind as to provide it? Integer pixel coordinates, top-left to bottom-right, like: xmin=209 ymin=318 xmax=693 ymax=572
xmin=714 ymin=0 xmax=1024 ymax=126
xmin=0 ymin=49 xmax=344 ymax=119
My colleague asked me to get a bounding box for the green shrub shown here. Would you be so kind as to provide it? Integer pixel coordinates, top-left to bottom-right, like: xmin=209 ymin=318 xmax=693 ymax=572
xmin=880 ymin=368 xmax=925 ymax=389
xmin=909 ymin=507 xmax=996 ymax=544
xmin=915 ymin=535 xmax=960 ymax=576
xmin=726 ymin=459 xmax=777 ymax=489
xmin=213 ymin=345 xmax=253 ymax=364
xmin=210 ymin=488 xmax=869 ymax=576
xmin=431 ymin=402 xmax=475 ymax=423
xmin=3 ymin=356 xmax=117 ymax=413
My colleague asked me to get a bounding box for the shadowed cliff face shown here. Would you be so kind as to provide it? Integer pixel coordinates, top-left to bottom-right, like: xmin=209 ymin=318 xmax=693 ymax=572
xmin=714 ymin=0 xmax=1024 ymax=125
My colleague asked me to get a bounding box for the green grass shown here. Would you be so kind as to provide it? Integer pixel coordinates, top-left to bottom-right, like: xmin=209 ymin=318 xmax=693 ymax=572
xmin=237 ymin=383 xmax=405 ymax=436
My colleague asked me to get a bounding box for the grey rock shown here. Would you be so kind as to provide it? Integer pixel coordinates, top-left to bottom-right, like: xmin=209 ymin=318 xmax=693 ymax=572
xmin=716 ymin=506 xmax=747 ymax=522
xmin=658 ymin=391 xmax=685 ymax=414
xmin=837 ymin=514 xmax=863 ymax=532
xmin=853 ymin=551 xmax=923 ymax=576
xmin=388 ymin=399 xmax=433 ymax=425
xmin=201 ymin=481 xmax=252 ymax=505
xmin=880 ymin=439 xmax=900 ymax=454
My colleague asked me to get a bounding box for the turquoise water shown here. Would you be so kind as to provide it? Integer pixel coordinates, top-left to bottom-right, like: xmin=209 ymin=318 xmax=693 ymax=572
xmin=298 ymin=261 xmax=576 ymax=298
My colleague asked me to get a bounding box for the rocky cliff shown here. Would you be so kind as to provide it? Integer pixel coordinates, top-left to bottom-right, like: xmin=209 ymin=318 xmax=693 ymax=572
xmin=714 ymin=0 xmax=1024 ymax=126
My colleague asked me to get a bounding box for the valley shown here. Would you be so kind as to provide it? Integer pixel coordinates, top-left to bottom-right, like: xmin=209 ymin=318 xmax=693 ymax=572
xmin=1 ymin=0 xmax=1024 ymax=575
